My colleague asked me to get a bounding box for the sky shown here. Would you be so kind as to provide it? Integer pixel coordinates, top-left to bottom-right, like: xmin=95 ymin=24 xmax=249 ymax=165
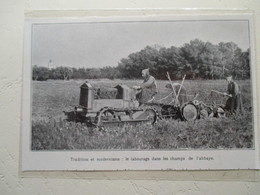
xmin=31 ymin=19 xmax=250 ymax=68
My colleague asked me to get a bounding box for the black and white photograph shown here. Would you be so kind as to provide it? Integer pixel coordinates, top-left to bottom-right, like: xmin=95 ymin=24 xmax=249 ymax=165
xmin=22 ymin=14 xmax=259 ymax=171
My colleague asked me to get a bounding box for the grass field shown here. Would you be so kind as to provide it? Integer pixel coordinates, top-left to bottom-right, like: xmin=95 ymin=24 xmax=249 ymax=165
xmin=31 ymin=79 xmax=254 ymax=150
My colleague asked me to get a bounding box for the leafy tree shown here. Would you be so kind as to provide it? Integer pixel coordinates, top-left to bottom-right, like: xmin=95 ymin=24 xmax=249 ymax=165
xmin=180 ymin=39 xmax=209 ymax=79
xmin=100 ymin=66 xmax=120 ymax=79
xmin=32 ymin=65 xmax=50 ymax=81
xmin=118 ymin=46 xmax=160 ymax=79
xmin=53 ymin=66 xmax=72 ymax=80
xmin=217 ymin=42 xmax=239 ymax=77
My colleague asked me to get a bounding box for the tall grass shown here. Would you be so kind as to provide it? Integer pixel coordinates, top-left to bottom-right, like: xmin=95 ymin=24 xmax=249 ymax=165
xmin=31 ymin=79 xmax=254 ymax=150
xmin=32 ymin=111 xmax=253 ymax=150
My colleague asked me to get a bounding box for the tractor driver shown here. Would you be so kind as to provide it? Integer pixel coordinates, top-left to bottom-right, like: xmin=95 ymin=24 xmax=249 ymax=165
xmin=133 ymin=68 xmax=158 ymax=104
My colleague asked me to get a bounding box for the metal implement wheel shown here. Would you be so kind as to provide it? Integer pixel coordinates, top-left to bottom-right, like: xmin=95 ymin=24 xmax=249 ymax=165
xmin=181 ymin=103 xmax=198 ymax=121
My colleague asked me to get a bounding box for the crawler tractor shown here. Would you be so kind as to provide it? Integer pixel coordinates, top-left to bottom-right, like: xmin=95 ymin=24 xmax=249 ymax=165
xmin=64 ymin=82 xmax=158 ymax=128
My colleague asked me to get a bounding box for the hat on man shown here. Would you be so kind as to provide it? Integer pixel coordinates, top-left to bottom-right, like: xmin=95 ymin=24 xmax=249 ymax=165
xmin=142 ymin=68 xmax=149 ymax=76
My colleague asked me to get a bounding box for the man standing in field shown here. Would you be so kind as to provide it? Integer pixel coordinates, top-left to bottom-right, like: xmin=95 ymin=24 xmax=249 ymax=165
xmin=134 ymin=68 xmax=158 ymax=104
xmin=224 ymin=76 xmax=243 ymax=114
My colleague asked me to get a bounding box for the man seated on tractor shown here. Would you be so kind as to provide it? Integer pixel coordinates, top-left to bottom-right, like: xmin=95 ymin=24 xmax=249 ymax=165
xmin=133 ymin=68 xmax=158 ymax=104
xmin=224 ymin=76 xmax=243 ymax=114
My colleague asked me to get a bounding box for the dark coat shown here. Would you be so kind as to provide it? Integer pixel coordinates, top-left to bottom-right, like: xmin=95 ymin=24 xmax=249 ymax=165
xmin=225 ymin=80 xmax=243 ymax=113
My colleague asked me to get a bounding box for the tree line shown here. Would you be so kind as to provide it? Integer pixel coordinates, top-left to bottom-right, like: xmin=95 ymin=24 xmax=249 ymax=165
xmin=32 ymin=66 xmax=120 ymax=81
xmin=32 ymin=39 xmax=250 ymax=81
